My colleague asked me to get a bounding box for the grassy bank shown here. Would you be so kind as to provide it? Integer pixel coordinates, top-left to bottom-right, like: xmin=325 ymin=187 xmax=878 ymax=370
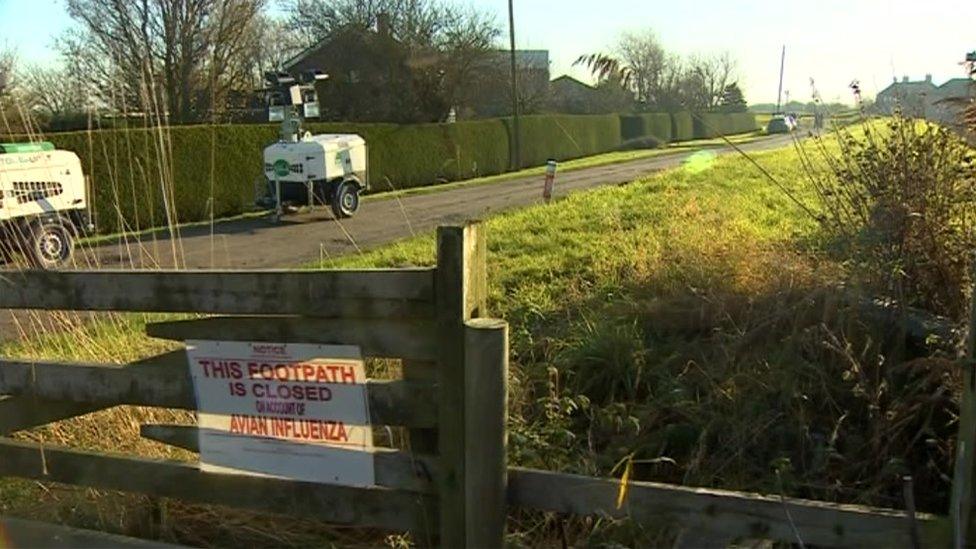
xmin=0 ymin=129 xmax=958 ymax=546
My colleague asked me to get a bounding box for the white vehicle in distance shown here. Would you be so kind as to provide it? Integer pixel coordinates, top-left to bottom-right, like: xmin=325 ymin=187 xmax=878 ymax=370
xmin=258 ymin=70 xmax=368 ymax=221
xmin=0 ymin=141 xmax=92 ymax=269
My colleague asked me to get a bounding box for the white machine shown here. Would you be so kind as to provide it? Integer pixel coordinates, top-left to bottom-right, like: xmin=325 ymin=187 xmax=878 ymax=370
xmin=0 ymin=141 xmax=92 ymax=268
xmin=258 ymin=71 xmax=368 ymax=220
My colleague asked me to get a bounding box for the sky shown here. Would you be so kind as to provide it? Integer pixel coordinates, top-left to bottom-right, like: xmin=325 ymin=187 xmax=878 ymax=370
xmin=0 ymin=0 xmax=973 ymax=105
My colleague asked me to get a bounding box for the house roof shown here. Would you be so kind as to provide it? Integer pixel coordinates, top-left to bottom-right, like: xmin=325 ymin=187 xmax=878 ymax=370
xmin=485 ymin=49 xmax=550 ymax=70
xmin=937 ymin=78 xmax=974 ymax=98
xmin=877 ymin=78 xmax=937 ymax=98
xmin=550 ymin=75 xmax=595 ymax=90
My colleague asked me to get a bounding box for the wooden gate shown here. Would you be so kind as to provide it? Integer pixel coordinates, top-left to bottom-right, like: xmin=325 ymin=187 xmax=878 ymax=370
xmin=0 ymin=222 xmax=506 ymax=547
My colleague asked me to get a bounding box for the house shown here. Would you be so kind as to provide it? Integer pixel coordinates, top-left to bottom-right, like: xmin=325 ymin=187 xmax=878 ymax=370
xmin=461 ymin=50 xmax=551 ymax=118
xmin=876 ymin=75 xmax=937 ymax=117
xmin=549 ymin=75 xmax=600 ymax=113
xmin=875 ymin=74 xmax=974 ymax=128
xmin=547 ymin=75 xmax=633 ymax=114
xmin=281 ymin=16 xmax=447 ymax=123
xmin=929 ymin=78 xmax=974 ymax=129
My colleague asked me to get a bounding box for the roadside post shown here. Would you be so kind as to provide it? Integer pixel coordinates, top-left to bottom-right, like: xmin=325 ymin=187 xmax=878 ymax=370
xmin=543 ymin=159 xmax=557 ymax=204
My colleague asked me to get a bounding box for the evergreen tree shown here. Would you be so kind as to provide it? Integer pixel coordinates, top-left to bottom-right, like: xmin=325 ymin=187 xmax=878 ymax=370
xmin=719 ymin=83 xmax=748 ymax=112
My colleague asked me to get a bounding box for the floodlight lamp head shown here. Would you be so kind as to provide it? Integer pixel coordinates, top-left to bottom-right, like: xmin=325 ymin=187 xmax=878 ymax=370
xmin=300 ymin=70 xmax=329 ymax=84
xmin=265 ymin=71 xmax=296 ymax=87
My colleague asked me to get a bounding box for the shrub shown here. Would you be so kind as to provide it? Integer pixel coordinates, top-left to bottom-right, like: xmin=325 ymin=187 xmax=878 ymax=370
xmin=619 ymin=135 xmax=663 ymax=150
xmin=811 ymin=116 xmax=976 ymax=319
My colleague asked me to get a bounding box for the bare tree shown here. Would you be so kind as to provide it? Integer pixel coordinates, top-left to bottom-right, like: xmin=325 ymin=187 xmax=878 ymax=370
xmin=18 ymin=64 xmax=90 ymax=117
xmin=576 ymin=30 xmax=737 ymax=112
xmin=684 ymin=52 xmax=736 ymax=110
xmin=62 ymin=0 xmax=266 ymax=123
xmin=615 ymin=30 xmax=667 ymax=105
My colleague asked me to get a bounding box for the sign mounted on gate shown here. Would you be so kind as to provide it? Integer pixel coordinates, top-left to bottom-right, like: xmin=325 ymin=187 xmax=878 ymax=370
xmin=185 ymin=340 xmax=375 ymax=487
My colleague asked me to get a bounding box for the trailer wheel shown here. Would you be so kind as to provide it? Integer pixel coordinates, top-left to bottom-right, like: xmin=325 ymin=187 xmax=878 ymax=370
xmin=331 ymin=182 xmax=360 ymax=219
xmin=26 ymin=218 xmax=74 ymax=269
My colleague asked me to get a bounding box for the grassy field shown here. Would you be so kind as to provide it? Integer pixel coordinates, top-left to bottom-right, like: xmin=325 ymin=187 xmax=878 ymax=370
xmin=0 ymin=126 xmax=958 ymax=546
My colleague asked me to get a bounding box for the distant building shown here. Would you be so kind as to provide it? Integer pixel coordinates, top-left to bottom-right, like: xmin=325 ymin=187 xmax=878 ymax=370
xmin=461 ymin=50 xmax=551 ymax=118
xmin=547 ymin=75 xmax=633 ymax=114
xmin=549 ymin=75 xmax=600 ymax=113
xmin=282 ymin=16 xmax=447 ymax=123
xmin=876 ymin=74 xmax=974 ymax=128
xmin=876 ymin=75 xmax=937 ymax=117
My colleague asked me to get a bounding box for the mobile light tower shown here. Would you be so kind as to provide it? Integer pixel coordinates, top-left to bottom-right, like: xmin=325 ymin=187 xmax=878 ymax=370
xmin=258 ymin=70 xmax=369 ymax=221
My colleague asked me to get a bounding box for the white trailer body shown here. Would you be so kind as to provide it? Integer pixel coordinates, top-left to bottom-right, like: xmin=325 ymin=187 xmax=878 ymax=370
xmin=260 ymin=133 xmax=368 ymax=219
xmin=262 ymin=134 xmax=367 ymax=184
xmin=0 ymin=149 xmax=88 ymax=219
xmin=0 ymin=143 xmax=91 ymax=268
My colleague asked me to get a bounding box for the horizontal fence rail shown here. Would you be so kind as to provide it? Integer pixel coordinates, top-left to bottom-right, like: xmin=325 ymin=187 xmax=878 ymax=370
xmin=140 ymin=424 xmax=437 ymax=494
xmin=0 ymin=353 xmax=438 ymax=428
xmin=0 ymin=270 xmax=436 ymax=318
xmin=508 ymin=467 xmax=947 ymax=548
xmin=0 ymin=437 xmax=435 ymax=533
xmin=146 ymin=317 xmax=438 ymax=361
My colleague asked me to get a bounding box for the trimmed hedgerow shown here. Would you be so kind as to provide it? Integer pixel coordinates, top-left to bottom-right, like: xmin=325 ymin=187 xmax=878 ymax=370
xmin=31 ymin=114 xmax=624 ymax=233
xmin=671 ymin=112 xmax=694 ymax=141
xmin=506 ymin=114 xmax=622 ymax=168
xmin=620 ymin=113 xmax=672 ymax=142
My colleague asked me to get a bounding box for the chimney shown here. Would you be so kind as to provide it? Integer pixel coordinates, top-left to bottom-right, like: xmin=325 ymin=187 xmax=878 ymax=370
xmin=902 ymin=76 xmax=909 ymax=83
xmin=925 ymin=73 xmax=932 ymax=83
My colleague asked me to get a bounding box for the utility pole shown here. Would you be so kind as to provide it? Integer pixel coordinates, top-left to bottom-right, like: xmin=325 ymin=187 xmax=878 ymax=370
xmin=775 ymin=45 xmax=785 ymax=113
xmin=508 ymin=0 xmax=521 ymax=170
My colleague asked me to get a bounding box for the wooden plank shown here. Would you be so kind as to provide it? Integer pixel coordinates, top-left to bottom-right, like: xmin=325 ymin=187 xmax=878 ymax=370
xmin=435 ymin=222 xmax=487 ymax=548
xmin=146 ymin=316 xmax=437 ymax=360
xmin=139 ymin=424 xmax=437 ymax=494
xmin=952 ymin=276 xmax=976 ymax=548
xmin=0 ymin=349 xmax=180 ymax=435
xmin=0 ymin=270 xmax=435 ymax=318
xmin=462 ymin=318 xmax=508 ymax=548
xmin=401 ymin=359 xmax=439 ymax=548
xmin=0 ymin=515 xmax=186 ymax=548
xmin=508 ymin=467 xmax=949 ymax=548
xmin=0 ymin=355 xmax=438 ymax=428
xmin=0 ymin=396 xmax=108 ymax=435
xmin=0 ymin=437 xmax=434 ymax=533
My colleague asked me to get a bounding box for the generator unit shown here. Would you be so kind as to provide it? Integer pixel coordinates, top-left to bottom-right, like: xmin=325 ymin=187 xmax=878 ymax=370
xmin=0 ymin=141 xmax=91 ymax=268
xmin=258 ymin=70 xmax=368 ymax=220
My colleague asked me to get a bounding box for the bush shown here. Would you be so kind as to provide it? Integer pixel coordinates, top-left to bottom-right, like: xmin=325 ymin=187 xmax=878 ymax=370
xmin=812 ymin=116 xmax=976 ymax=319
xmin=619 ymin=135 xmax=663 ymax=150
xmin=670 ymin=112 xmax=694 ymax=141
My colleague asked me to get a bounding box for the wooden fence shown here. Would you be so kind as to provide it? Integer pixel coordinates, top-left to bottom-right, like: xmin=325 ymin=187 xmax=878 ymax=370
xmin=0 ymin=221 xmax=959 ymax=548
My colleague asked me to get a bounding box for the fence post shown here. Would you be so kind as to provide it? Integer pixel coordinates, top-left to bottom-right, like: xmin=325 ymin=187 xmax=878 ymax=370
xmin=464 ymin=318 xmax=508 ymax=547
xmin=436 ymin=222 xmax=489 ymax=547
xmin=952 ymin=270 xmax=976 ymax=548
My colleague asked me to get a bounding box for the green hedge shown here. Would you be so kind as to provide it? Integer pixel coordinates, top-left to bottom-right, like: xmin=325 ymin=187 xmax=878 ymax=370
xmin=506 ymin=114 xmax=622 ymax=168
xmin=31 ymin=114 xmax=624 ymax=233
xmin=620 ymin=113 xmax=672 ymax=142
xmin=692 ymin=113 xmax=758 ymax=138
xmin=671 ymin=112 xmax=694 ymax=141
